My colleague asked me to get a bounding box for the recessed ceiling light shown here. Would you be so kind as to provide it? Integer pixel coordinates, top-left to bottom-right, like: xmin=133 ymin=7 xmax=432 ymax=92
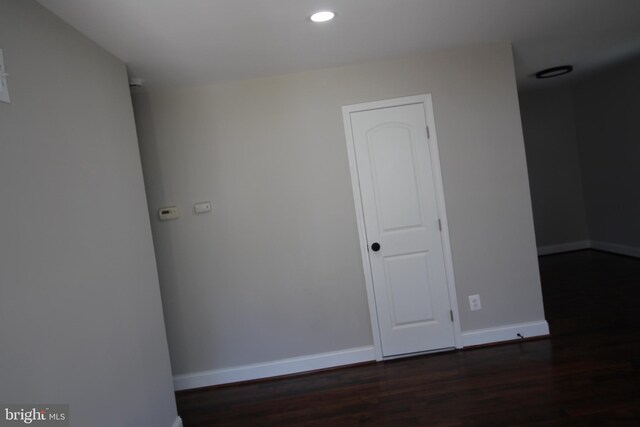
xmin=310 ymin=11 xmax=335 ymax=23
xmin=535 ymin=65 xmax=573 ymax=79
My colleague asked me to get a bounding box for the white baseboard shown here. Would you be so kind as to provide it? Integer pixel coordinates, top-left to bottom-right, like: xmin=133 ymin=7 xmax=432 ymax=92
xmin=173 ymin=346 xmax=375 ymax=391
xmin=462 ymin=320 xmax=550 ymax=347
xmin=537 ymin=240 xmax=591 ymax=256
xmin=537 ymin=239 xmax=640 ymax=258
xmin=591 ymin=240 xmax=640 ymax=258
xmin=174 ymin=321 xmax=555 ymax=390
xmin=171 ymin=416 xmax=183 ymax=427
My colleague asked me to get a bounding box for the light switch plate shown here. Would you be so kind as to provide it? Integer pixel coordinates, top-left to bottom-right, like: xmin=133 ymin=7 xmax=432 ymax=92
xmin=0 ymin=49 xmax=10 ymax=104
xmin=194 ymin=201 xmax=212 ymax=214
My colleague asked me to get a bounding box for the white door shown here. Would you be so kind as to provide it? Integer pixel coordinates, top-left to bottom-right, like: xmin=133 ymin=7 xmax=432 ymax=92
xmin=343 ymin=96 xmax=456 ymax=358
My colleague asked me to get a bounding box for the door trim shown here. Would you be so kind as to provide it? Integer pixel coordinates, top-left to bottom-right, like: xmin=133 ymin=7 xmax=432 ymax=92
xmin=342 ymin=94 xmax=463 ymax=360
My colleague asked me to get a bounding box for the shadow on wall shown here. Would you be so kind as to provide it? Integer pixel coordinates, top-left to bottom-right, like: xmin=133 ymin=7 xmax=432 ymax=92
xmin=130 ymin=90 xmax=180 ymax=337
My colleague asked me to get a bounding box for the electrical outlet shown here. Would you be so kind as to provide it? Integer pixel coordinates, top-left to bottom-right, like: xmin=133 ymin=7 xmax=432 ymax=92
xmin=469 ymin=294 xmax=482 ymax=311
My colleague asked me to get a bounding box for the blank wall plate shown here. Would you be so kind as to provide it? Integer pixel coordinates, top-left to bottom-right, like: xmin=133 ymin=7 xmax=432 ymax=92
xmin=0 ymin=49 xmax=10 ymax=104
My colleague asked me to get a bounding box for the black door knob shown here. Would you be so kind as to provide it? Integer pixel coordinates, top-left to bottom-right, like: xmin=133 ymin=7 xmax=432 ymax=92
xmin=371 ymin=242 xmax=381 ymax=252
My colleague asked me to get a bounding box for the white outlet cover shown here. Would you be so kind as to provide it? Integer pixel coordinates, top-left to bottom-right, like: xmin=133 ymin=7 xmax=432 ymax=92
xmin=0 ymin=49 xmax=10 ymax=104
xmin=469 ymin=294 xmax=482 ymax=311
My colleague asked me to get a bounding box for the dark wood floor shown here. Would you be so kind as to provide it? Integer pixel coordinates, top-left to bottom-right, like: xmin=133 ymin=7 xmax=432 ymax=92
xmin=176 ymin=250 xmax=640 ymax=426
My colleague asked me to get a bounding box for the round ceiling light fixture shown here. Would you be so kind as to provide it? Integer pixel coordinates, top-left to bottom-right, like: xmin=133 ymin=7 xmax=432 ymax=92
xmin=310 ymin=10 xmax=335 ymax=23
xmin=535 ymin=65 xmax=573 ymax=79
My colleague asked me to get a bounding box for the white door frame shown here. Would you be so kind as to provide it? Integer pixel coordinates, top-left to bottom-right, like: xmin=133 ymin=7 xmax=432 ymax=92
xmin=342 ymin=94 xmax=463 ymax=360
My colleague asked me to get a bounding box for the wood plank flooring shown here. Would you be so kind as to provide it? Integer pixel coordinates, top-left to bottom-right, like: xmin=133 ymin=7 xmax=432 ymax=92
xmin=176 ymin=250 xmax=640 ymax=426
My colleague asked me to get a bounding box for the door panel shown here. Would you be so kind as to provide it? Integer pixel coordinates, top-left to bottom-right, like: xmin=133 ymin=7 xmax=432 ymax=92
xmin=349 ymin=101 xmax=454 ymax=357
xmin=384 ymin=251 xmax=435 ymax=326
xmin=368 ymin=124 xmax=423 ymax=231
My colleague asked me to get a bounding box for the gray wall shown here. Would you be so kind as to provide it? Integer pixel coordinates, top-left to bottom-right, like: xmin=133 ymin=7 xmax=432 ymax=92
xmin=0 ymin=1 xmax=177 ymax=426
xmin=519 ymin=88 xmax=589 ymax=247
xmin=133 ymin=43 xmax=545 ymax=376
xmin=518 ymin=56 xmax=640 ymax=253
xmin=574 ymin=56 xmax=640 ymax=249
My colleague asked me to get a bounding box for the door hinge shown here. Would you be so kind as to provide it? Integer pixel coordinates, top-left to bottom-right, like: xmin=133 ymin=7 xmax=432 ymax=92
xmin=450 ymin=310 xmax=454 ymax=322
xmin=438 ymin=219 xmax=442 ymax=231
xmin=426 ymin=126 xmax=431 ymax=139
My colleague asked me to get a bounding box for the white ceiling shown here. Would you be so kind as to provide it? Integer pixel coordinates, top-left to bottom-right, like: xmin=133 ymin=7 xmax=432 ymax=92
xmin=36 ymin=0 xmax=640 ymax=90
